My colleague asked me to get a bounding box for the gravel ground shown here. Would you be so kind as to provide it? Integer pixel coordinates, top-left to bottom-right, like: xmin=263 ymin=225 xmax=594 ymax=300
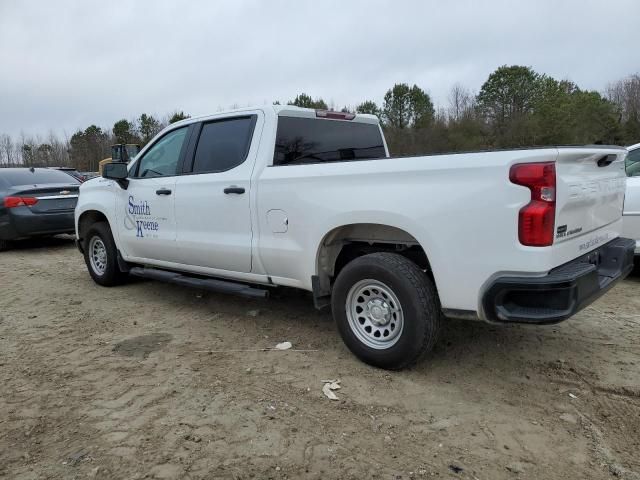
xmin=0 ymin=237 xmax=639 ymax=480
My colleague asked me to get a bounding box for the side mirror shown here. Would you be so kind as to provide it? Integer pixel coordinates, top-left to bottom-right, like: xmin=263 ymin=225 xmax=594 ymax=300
xmin=102 ymin=162 xmax=129 ymax=189
xmin=103 ymin=162 xmax=128 ymax=179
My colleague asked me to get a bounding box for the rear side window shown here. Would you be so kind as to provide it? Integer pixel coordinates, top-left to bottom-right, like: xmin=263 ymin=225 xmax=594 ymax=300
xmin=626 ymin=148 xmax=640 ymax=177
xmin=273 ymin=117 xmax=386 ymax=166
xmin=191 ymin=116 xmax=256 ymax=173
xmin=0 ymin=168 xmax=80 ymax=186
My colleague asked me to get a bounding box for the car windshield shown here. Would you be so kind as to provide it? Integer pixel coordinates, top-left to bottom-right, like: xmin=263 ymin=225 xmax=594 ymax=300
xmin=0 ymin=168 xmax=81 ymax=186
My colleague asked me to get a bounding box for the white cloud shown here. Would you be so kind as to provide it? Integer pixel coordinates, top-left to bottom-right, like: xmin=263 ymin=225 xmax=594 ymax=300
xmin=0 ymin=0 xmax=638 ymax=136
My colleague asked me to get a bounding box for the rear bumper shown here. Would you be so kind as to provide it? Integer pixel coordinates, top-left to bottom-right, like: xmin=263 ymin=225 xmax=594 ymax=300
xmin=0 ymin=208 xmax=75 ymax=240
xmin=482 ymin=237 xmax=635 ymax=324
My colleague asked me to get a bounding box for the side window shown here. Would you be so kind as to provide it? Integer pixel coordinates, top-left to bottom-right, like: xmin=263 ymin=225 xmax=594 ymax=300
xmin=273 ymin=117 xmax=387 ymax=166
xmin=134 ymin=127 xmax=188 ymax=178
xmin=626 ymin=148 xmax=640 ymax=177
xmin=191 ymin=116 xmax=255 ymax=174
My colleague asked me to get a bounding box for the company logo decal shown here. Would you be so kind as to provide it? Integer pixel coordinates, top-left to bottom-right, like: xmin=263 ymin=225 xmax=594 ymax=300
xmin=124 ymin=195 xmax=163 ymax=238
xmin=568 ymin=177 xmax=626 ymax=201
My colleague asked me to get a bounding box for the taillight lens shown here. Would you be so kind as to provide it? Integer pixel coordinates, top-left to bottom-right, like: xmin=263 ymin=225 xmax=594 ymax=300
xmin=509 ymin=162 xmax=556 ymax=247
xmin=3 ymin=196 xmax=38 ymax=208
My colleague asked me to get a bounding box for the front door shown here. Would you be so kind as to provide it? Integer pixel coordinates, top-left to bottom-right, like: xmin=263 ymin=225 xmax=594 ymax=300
xmin=173 ymin=114 xmax=261 ymax=272
xmin=115 ymin=126 xmax=190 ymax=263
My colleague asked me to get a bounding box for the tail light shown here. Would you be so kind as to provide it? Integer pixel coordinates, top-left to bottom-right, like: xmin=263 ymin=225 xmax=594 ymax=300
xmin=3 ymin=196 xmax=39 ymax=208
xmin=509 ymin=162 xmax=556 ymax=247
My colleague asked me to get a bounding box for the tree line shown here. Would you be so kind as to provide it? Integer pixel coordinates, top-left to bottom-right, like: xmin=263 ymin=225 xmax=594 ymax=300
xmin=365 ymin=66 xmax=639 ymax=155
xmin=1 ymin=65 xmax=639 ymax=170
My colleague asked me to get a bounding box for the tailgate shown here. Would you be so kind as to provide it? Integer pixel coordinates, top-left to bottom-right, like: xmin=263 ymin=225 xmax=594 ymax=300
xmin=554 ymin=147 xmax=627 ymax=246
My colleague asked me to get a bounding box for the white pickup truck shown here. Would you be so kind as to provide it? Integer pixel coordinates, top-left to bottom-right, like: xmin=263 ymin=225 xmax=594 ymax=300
xmin=75 ymin=106 xmax=635 ymax=369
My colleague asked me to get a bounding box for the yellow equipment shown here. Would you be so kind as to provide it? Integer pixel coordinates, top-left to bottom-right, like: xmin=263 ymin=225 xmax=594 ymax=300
xmin=99 ymin=144 xmax=140 ymax=175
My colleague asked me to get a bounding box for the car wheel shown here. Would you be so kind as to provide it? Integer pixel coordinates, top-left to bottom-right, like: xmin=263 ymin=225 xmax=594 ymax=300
xmin=83 ymin=222 xmax=128 ymax=286
xmin=331 ymin=252 xmax=442 ymax=370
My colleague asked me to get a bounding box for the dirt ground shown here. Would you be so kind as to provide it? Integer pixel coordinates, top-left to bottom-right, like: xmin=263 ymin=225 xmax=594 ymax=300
xmin=1 ymin=237 xmax=639 ymax=480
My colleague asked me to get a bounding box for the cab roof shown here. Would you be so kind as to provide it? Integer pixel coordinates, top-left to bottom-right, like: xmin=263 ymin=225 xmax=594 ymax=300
xmin=272 ymin=105 xmax=380 ymax=124
xmin=169 ymin=105 xmax=380 ymax=128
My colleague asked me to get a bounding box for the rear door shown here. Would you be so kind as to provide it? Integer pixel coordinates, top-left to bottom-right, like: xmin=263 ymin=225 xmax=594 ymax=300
xmin=173 ymin=112 xmax=261 ymax=272
xmin=115 ymin=126 xmax=190 ymax=262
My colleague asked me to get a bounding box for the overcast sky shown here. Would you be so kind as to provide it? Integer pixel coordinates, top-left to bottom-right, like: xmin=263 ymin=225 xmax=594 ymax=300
xmin=0 ymin=0 xmax=638 ymax=138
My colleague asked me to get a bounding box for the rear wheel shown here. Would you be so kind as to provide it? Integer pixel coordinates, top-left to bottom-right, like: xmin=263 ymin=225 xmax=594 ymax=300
xmin=83 ymin=222 xmax=128 ymax=286
xmin=331 ymin=252 xmax=442 ymax=370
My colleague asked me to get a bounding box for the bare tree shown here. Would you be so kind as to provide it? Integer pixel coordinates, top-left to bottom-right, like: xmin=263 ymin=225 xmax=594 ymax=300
xmin=0 ymin=134 xmax=15 ymax=165
xmin=606 ymin=73 xmax=640 ymax=123
xmin=447 ymin=83 xmax=474 ymax=122
xmin=47 ymin=131 xmax=71 ymax=166
xmin=19 ymin=132 xmax=38 ymax=167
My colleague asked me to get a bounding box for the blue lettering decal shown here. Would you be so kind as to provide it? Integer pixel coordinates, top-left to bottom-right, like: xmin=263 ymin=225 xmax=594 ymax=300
xmin=127 ymin=195 xmax=158 ymax=238
xmin=128 ymin=195 xmax=153 ymax=216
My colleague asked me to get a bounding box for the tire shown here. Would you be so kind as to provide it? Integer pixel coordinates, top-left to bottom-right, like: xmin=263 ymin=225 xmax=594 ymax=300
xmin=0 ymin=239 xmax=11 ymax=252
xmin=83 ymin=222 xmax=128 ymax=286
xmin=331 ymin=252 xmax=442 ymax=370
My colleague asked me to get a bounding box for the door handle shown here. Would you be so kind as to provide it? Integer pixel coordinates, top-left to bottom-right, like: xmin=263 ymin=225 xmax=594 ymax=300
xmin=597 ymin=154 xmax=615 ymax=167
xmin=224 ymin=186 xmax=245 ymax=194
xmin=155 ymin=188 xmax=172 ymax=195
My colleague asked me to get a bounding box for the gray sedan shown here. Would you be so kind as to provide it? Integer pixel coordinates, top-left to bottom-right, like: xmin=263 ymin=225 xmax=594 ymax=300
xmin=0 ymin=168 xmax=80 ymax=250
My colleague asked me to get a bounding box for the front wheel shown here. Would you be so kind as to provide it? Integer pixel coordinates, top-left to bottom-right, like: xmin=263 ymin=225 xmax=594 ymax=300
xmin=331 ymin=252 xmax=442 ymax=370
xmin=83 ymin=222 xmax=128 ymax=286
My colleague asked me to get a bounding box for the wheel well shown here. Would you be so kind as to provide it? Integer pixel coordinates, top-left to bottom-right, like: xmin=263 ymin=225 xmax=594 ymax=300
xmin=315 ymin=224 xmax=431 ymax=297
xmin=78 ymin=210 xmax=109 ymax=242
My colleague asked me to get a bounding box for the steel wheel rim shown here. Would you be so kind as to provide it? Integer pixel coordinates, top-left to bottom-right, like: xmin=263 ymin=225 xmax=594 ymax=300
xmin=345 ymin=279 xmax=404 ymax=349
xmin=89 ymin=236 xmax=107 ymax=276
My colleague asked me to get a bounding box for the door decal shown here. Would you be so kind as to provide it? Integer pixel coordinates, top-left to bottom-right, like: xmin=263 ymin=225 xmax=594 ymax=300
xmin=124 ymin=195 xmax=163 ymax=238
